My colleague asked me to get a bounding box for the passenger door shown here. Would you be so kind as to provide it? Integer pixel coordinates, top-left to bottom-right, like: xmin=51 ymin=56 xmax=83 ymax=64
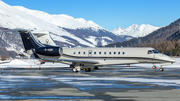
xmin=88 ymin=50 xmax=92 ymax=57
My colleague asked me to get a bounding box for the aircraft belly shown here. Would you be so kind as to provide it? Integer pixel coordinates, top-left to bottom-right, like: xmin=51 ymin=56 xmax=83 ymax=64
xmin=98 ymin=59 xmax=139 ymax=65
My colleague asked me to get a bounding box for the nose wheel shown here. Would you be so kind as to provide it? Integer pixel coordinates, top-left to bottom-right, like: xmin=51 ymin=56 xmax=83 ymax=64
xmin=159 ymin=65 xmax=164 ymax=72
xmin=159 ymin=68 xmax=164 ymax=72
xmin=152 ymin=64 xmax=157 ymax=69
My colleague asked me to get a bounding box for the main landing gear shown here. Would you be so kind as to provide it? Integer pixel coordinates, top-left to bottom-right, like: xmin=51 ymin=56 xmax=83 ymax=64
xmin=71 ymin=65 xmax=98 ymax=72
xmin=85 ymin=68 xmax=91 ymax=72
xmin=152 ymin=64 xmax=164 ymax=72
xmin=72 ymin=66 xmax=81 ymax=72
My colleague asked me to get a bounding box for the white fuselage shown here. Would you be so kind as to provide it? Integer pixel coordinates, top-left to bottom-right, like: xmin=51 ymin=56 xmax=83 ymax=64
xmin=39 ymin=47 xmax=175 ymax=67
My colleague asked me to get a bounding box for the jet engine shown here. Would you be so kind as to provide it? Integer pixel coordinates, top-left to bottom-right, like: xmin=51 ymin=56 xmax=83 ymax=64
xmin=35 ymin=46 xmax=63 ymax=56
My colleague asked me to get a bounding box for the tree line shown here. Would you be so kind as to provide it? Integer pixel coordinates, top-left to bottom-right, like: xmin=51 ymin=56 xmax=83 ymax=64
xmin=135 ymin=40 xmax=180 ymax=56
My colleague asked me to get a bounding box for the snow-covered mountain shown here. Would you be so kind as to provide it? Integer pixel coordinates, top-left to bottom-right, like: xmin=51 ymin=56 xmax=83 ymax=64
xmin=13 ymin=6 xmax=102 ymax=30
xmin=0 ymin=0 xmax=133 ymax=49
xmin=112 ymin=24 xmax=160 ymax=37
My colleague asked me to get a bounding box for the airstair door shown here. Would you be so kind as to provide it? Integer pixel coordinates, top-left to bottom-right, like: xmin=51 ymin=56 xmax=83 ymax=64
xmin=88 ymin=50 xmax=92 ymax=57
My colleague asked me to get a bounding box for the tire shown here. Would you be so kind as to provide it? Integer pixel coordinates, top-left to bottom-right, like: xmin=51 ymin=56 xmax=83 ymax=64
xmin=85 ymin=68 xmax=91 ymax=72
xmin=159 ymin=68 xmax=164 ymax=72
xmin=94 ymin=66 xmax=98 ymax=70
xmin=73 ymin=68 xmax=78 ymax=72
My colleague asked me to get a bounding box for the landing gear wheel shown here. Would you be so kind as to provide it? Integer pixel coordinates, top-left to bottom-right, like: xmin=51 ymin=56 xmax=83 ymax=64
xmin=152 ymin=66 xmax=157 ymax=69
xmin=85 ymin=68 xmax=91 ymax=72
xmin=73 ymin=68 xmax=78 ymax=72
xmin=77 ymin=68 xmax=81 ymax=71
xmin=94 ymin=66 xmax=98 ymax=70
xmin=159 ymin=68 xmax=164 ymax=72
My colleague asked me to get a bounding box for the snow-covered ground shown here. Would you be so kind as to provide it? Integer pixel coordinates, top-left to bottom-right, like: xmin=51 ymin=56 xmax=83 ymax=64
xmin=0 ymin=59 xmax=68 ymax=68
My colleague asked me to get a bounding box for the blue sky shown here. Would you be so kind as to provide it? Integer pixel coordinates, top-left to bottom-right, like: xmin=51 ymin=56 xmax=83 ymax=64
xmin=2 ymin=0 xmax=180 ymax=31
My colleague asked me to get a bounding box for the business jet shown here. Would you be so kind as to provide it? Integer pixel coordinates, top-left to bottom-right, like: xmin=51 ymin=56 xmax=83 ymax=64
xmin=16 ymin=29 xmax=176 ymax=72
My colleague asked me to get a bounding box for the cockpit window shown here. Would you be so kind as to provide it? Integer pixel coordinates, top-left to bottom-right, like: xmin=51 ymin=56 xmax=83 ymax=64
xmin=148 ymin=50 xmax=153 ymax=54
xmin=152 ymin=50 xmax=160 ymax=53
xmin=148 ymin=50 xmax=160 ymax=54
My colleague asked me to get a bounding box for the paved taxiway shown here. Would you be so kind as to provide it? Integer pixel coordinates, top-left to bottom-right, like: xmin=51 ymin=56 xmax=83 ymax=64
xmin=0 ymin=65 xmax=180 ymax=101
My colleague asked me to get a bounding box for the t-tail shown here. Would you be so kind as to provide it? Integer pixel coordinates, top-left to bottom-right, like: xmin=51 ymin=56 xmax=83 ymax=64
xmin=17 ymin=29 xmax=44 ymax=51
xmin=15 ymin=29 xmax=63 ymax=59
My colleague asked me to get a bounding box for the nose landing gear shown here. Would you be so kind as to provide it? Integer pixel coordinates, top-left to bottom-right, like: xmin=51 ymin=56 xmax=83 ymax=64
xmin=152 ymin=64 xmax=157 ymax=69
xmin=159 ymin=65 xmax=164 ymax=72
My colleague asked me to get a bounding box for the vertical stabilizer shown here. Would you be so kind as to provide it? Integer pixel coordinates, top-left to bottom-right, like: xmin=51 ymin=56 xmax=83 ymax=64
xmin=16 ymin=29 xmax=44 ymax=51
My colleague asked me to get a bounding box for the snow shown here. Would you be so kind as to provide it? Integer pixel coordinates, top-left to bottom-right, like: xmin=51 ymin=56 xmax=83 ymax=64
xmin=13 ymin=6 xmax=102 ymax=30
xmin=53 ymin=77 xmax=180 ymax=87
xmin=112 ymin=24 xmax=160 ymax=37
xmin=100 ymin=37 xmax=113 ymax=46
xmin=0 ymin=1 xmax=105 ymax=47
xmin=0 ymin=59 xmax=68 ymax=68
xmin=8 ymin=59 xmax=29 ymax=65
xmin=85 ymin=36 xmax=98 ymax=46
xmin=0 ymin=1 xmax=109 ymax=47
xmin=101 ymin=39 xmax=108 ymax=46
xmin=102 ymin=36 xmax=113 ymax=41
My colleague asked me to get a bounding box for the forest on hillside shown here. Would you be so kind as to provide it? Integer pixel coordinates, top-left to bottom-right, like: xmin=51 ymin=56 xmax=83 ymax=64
xmin=134 ymin=40 xmax=180 ymax=56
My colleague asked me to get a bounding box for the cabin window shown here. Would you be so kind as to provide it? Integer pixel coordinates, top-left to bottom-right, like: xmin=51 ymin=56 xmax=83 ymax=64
xmin=104 ymin=52 xmax=106 ymax=54
xmin=123 ymin=52 xmax=125 ymax=55
xmin=78 ymin=52 xmax=80 ymax=54
xmin=99 ymin=52 xmax=101 ymax=54
xmin=89 ymin=52 xmax=92 ymax=54
xmin=148 ymin=50 xmax=153 ymax=54
xmin=109 ymin=52 xmax=111 ymax=54
xmin=114 ymin=52 xmax=116 ymax=54
xmin=74 ymin=52 xmax=76 ymax=54
xmin=94 ymin=52 xmax=96 ymax=54
xmin=118 ymin=52 xmax=120 ymax=54
xmin=83 ymin=52 xmax=85 ymax=54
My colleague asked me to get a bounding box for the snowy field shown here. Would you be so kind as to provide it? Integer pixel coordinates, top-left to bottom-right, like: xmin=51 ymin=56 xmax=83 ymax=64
xmin=0 ymin=59 xmax=68 ymax=69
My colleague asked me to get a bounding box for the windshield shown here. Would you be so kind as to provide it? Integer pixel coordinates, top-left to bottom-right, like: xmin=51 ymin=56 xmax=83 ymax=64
xmin=152 ymin=50 xmax=160 ymax=53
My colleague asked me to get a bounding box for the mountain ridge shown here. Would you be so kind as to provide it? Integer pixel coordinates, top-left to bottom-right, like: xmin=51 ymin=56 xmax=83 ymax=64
xmin=112 ymin=24 xmax=160 ymax=37
xmin=106 ymin=18 xmax=180 ymax=47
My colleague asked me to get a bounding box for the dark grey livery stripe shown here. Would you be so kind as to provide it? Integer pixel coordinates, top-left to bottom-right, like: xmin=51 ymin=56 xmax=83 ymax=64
xmin=62 ymin=54 xmax=172 ymax=63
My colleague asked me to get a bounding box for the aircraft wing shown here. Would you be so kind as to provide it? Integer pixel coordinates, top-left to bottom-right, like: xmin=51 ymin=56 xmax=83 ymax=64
xmin=43 ymin=58 xmax=99 ymax=64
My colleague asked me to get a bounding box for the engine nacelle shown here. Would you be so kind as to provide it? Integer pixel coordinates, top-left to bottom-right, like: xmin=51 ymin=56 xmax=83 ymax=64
xmin=35 ymin=46 xmax=63 ymax=56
